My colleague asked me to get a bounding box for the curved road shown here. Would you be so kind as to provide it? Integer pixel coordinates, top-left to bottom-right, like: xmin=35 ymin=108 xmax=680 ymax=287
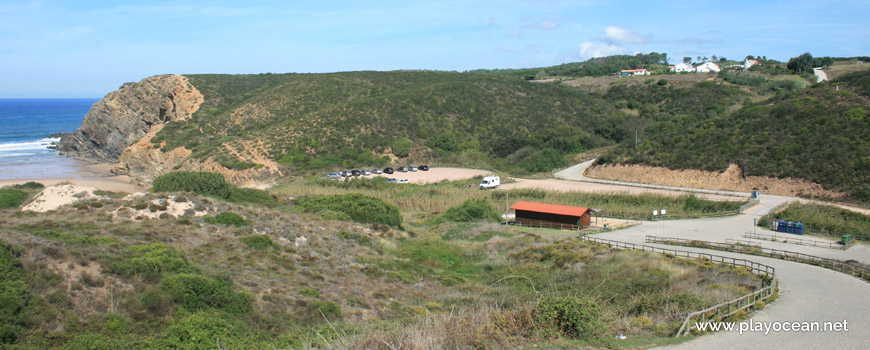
xmin=554 ymin=161 xmax=870 ymax=348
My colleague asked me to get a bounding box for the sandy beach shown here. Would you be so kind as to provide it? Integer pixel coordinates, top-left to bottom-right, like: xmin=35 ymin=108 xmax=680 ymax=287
xmin=0 ymin=161 xmax=147 ymax=193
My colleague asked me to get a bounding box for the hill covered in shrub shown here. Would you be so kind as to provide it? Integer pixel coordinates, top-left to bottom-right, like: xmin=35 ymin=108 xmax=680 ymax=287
xmin=600 ymin=70 xmax=870 ymax=202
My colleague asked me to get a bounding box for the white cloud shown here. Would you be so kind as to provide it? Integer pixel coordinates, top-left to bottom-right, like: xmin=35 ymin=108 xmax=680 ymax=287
xmin=578 ymin=42 xmax=632 ymax=59
xmin=601 ymin=26 xmax=650 ymax=44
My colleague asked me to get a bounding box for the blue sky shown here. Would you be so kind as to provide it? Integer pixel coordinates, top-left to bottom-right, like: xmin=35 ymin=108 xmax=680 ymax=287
xmin=1 ymin=0 xmax=868 ymax=97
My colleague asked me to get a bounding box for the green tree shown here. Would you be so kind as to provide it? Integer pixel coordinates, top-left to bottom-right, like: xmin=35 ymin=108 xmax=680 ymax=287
xmin=391 ymin=137 xmax=413 ymax=158
xmin=683 ymin=57 xmax=692 ymax=64
xmin=787 ymin=52 xmax=814 ymax=73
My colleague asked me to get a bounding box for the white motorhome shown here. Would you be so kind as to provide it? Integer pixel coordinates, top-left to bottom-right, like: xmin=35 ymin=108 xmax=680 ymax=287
xmin=480 ymin=175 xmax=500 ymax=190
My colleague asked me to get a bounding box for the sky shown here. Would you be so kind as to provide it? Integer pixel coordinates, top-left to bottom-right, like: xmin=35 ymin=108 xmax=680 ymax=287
xmin=1 ymin=0 xmax=868 ymax=97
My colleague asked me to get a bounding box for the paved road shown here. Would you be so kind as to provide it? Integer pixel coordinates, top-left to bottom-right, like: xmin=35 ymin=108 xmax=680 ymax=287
xmin=814 ymin=67 xmax=829 ymax=83
xmin=583 ymin=183 xmax=870 ymax=348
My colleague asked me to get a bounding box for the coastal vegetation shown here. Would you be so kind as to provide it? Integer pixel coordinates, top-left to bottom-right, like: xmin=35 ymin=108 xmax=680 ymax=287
xmin=759 ymin=203 xmax=870 ymax=240
xmin=600 ymin=70 xmax=870 ymax=203
xmin=0 ymin=175 xmax=761 ymax=348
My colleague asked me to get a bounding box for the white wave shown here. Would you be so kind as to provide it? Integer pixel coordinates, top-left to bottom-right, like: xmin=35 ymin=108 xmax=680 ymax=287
xmin=0 ymin=152 xmax=37 ymax=158
xmin=0 ymin=138 xmax=60 ymax=152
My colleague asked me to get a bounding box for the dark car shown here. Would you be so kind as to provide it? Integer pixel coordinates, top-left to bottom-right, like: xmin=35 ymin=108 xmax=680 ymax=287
xmin=384 ymin=167 xmax=394 ymax=174
xmin=351 ymin=169 xmax=361 ymax=177
xmin=419 ymin=165 xmax=429 ymax=171
xmin=397 ymin=166 xmax=408 ymax=172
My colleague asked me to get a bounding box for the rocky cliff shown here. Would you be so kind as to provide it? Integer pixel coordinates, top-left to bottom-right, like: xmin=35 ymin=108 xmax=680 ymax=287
xmin=58 ymin=75 xmax=203 ymax=163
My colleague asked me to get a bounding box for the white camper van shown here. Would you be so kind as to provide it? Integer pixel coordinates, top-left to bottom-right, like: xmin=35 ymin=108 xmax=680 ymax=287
xmin=480 ymin=175 xmax=500 ymax=190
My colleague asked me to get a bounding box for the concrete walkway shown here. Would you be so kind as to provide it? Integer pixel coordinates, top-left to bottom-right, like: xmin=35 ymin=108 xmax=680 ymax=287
xmin=583 ymin=182 xmax=870 ymax=348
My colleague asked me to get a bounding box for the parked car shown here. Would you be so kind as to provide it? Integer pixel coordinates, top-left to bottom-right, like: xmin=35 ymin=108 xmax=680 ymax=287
xmin=361 ymin=169 xmax=371 ymax=176
xmin=351 ymin=170 xmax=361 ymax=177
xmin=409 ymin=166 xmax=418 ymax=172
xmin=386 ymin=178 xmax=397 ymax=183
xmin=398 ymin=166 xmax=408 ymax=172
xmin=341 ymin=171 xmax=350 ymax=177
xmin=373 ymin=168 xmax=383 ymax=174
xmin=327 ymin=172 xmax=341 ymax=179
xmin=397 ymin=179 xmax=410 ymax=184
xmin=419 ymin=165 xmax=429 ymax=171
xmin=384 ymin=167 xmax=394 ymax=174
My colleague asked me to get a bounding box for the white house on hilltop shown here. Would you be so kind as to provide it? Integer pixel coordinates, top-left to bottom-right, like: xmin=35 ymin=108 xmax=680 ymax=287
xmin=673 ymin=63 xmax=694 ymax=72
xmin=744 ymin=59 xmax=759 ymax=70
xmin=695 ymin=62 xmax=721 ymax=73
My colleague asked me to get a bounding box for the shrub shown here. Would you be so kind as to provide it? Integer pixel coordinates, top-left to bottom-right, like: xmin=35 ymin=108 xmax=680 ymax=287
xmin=297 ymin=194 xmax=402 ymax=227
xmin=204 ymin=212 xmax=249 ymax=227
xmin=9 ymin=182 xmax=43 ymax=191
xmin=152 ymin=172 xmax=232 ymax=199
xmin=239 ymin=235 xmax=273 ymax=250
xmin=308 ymin=300 xmax=342 ymax=321
xmin=160 ymin=273 xmax=253 ymax=315
xmin=0 ymin=189 xmax=28 ymax=209
xmin=0 ymin=242 xmax=31 ymax=344
xmin=391 ymin=137 xmax=414 ymax=158
xmin=428 ymin=198 xmax=500 ymax=224
xmin=161 ymin=311 xmax=259 ymax=350
xmin=535 ymin=295 xmax=604 ymax=340
xmin=110 ymin=243 xmax=192 ymax=277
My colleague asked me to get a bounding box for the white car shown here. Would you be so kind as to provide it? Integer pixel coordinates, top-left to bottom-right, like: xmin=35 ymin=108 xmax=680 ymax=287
xmin=373 ymin=168 xmax=383 ymax=174
xmin=326 ymin=172 xmax=341 ymax=179
xmin=397 ymin=179 xmax=410 ymax=184
xmin=409 ymin=166 xmax=418 ymax=172
xmin=361 ymin=169 xmax=372 ymax=176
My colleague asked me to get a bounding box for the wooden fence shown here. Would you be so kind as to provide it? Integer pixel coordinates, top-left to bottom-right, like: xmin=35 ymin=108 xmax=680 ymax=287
xmin=645 ymin=236 xmax=870 ymax=283
xmin=579 ymin=235 xmax=776 ymax=337
xmin=743 ymin=231 xmax=847 ymax=250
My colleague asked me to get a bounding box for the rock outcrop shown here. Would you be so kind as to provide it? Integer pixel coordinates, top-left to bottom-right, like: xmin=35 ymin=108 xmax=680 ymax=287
xmin=58 ymin=75 xmax=203 ymax=163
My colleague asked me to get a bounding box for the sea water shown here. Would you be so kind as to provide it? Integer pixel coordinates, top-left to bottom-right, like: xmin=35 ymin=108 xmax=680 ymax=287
xmin=0 ymin=98 xmax=99 ymax=179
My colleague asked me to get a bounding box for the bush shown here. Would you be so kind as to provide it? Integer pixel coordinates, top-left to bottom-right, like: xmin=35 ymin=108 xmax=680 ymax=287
xmin=152 ymin=172 xmax=232 ymax=199
xmin=428 ymin=198 xmax=500 ymax=224
xmin=160 ymin=274 xmax=253 ymax=315
xmin=0 ymin=242 xmax=31 ymax=344
xmin=535 ymin=295 xmax=604 ymax=340
xmin=297 ymin=194 xmax=402 ymax=227
xmin=161 ymin=311 xmax=260 ymax=350
xmin=9 ymin=182 xmax=43 ymax=191
xmin=204 ymin=212 xmax=249 ymax=227
xmin=239 ymin=235 xmax=273 ymax=250
xmin=0 ymin=189 xmax=28 ymax=209
xmin=110 ymin=243 xmax=193 ymax=277
xmin=391 ymin=137 xmax=414 ymax=158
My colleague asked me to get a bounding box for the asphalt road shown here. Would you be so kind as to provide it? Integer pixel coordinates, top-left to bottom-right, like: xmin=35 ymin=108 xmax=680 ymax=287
xmin=557 ymin=162 xmax=870 ymax=349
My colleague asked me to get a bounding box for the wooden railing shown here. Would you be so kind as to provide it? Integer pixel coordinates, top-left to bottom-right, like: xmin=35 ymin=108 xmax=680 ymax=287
xmin=579 ymin=236 xmax=776 ymax=337
xmin=744 ymin=231 xmax=847 ymax=250
xmin=646 ymin=236 xmax=870 ymax=283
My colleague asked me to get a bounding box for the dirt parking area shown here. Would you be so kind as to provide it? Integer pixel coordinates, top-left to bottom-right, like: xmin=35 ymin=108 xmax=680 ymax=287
xmin=371 ymin=167 xmax=492 ymax=184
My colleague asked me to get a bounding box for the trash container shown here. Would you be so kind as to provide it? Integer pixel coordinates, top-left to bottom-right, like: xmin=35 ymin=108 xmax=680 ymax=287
xmin=793 ymin=222 xmax=804 ymax=235
xmin=842 ymin=234 xmax=853 ymax=245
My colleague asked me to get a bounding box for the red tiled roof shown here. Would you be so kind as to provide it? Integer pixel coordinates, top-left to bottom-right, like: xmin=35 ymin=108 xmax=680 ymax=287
xmin=510 ymin=201 xmax=589 ymax=217
xmin=620 ymin=68 xmax=647 ymax=72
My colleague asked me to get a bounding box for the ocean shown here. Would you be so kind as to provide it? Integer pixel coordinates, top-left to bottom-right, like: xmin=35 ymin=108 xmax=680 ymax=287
xmin=0 ymin=98 xmax=99 ymax=179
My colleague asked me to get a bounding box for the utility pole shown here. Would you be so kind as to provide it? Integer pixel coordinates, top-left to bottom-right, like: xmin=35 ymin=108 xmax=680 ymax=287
xmin=505 ymin=192 xmax=509 ymax=225
xmin=635 ymin=129 xmax=638 ymax=151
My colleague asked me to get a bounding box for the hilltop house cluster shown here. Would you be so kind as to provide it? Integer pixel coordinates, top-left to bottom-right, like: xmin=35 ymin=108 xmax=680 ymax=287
xmin=619 ymin=59 xmax=758 ymax=76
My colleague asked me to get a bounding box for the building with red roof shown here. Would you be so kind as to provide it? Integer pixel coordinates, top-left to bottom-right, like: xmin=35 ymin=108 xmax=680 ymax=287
xmin=509 ymin=201 xmax=591 ymax=230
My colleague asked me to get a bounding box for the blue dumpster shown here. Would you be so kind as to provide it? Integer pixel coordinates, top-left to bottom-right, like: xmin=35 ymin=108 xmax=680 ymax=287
xmin=751 ymin=191 xmax=761 ymax=199
xmin=793 ymin=222 xmax=804 ymax=235
xmin=776 ymin=221 xmax=787 ymax=233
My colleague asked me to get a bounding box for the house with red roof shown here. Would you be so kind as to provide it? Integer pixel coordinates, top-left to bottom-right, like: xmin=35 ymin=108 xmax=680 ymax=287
xmin=509 ymin=201 xmax=592 ymax=230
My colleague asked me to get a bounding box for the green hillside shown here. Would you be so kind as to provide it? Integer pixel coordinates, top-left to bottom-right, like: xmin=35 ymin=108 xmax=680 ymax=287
xmin=156 ymin=71 xmax=626 ymax=173
xmin=601 ymin=70 xmax=870 ymax=202
xmin=469 ymin=52 xmax=671 ymax=79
